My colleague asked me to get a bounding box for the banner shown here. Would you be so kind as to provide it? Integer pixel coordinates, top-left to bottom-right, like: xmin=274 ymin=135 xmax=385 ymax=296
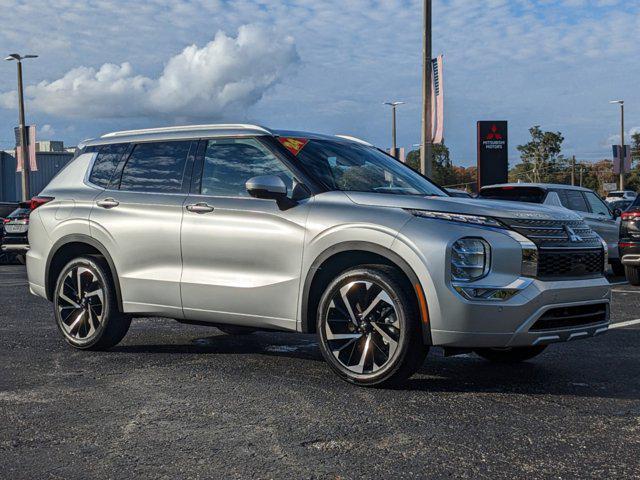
xmin=430 ymin=55 xmax=444 ymax=144
xmin=612 ymin=145 xmax=631 ymax=174
xmin=14 ymin=125 xmax=37 ymax=172
xmin=477 ymin=121 xmax=508 ymax=189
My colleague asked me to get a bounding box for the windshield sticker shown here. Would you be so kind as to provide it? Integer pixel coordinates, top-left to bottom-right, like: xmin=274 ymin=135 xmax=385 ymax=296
xmin=278 ymin=137 xmax=309 ymax=156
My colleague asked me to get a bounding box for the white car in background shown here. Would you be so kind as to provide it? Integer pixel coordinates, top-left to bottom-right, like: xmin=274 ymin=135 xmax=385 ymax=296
xmin=605 ymin=190 xmax=637 ymax=203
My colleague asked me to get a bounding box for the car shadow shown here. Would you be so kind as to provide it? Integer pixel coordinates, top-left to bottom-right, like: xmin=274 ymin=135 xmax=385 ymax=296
xmin=112 ymin=330 xmax=640 ymax=400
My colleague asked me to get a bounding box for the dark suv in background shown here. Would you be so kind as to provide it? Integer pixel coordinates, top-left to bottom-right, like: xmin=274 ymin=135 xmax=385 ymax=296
xmin=620 ymin=196 xmax=640 ymax=285
xmin=1 ymin=201 xmax=33 ymax=264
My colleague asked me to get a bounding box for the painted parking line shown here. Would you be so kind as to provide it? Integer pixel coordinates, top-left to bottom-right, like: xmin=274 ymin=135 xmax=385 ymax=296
xmin=611 ymin=289 xmax=640 ymax=294
xmin=609 ymin=280 xmax=629 ymax=286
xmin=609 ymin=319 xmax=640 ymax=330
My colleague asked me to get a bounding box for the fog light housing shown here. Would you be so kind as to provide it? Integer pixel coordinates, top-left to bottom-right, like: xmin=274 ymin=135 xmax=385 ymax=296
xmin=451 ymin=238 xmax=490 ymax=282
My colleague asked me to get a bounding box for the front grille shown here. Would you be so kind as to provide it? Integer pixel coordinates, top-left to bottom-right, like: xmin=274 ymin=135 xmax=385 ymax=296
xmin=500 ymin=218 xmax=602 ymax=249
xmin=538 ymin=248 xmax=604 ymax=278
xmin=530 ymin=303 xmax=608 ymax=331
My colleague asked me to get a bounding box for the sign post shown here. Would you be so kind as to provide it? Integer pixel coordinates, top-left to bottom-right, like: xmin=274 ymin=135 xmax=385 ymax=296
xmin=477 ymin=121 xmax=508 ymax=190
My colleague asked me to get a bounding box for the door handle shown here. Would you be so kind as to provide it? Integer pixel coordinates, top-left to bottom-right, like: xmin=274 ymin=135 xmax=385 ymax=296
xmin=186 ymin=202 xmax=214 ymax=214
xmin=96 ymin=198 xmax=119 ymax=209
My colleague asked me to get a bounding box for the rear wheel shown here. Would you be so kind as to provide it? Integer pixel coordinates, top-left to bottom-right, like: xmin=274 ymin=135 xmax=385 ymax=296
xmin=317 ymin=265 xmax=428 ymax=387
xmin=474 ymin=346 xmax=547 ymax=363
xmin=54 ymin=256 xmax=131 ymax=350
xmin=626 ymin=266 xmax=640 ymax=286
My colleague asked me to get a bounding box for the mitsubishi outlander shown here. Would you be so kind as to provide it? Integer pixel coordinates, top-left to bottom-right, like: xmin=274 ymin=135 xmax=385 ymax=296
xmin=26 ymin=125 xmax=611 ymax=386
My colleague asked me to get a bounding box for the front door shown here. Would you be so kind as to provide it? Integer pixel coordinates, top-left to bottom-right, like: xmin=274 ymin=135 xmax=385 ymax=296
xmin=180 ymin=137 xmax=311 ymax=331
xmin=582 ymin=190 xmax=620 ymax=259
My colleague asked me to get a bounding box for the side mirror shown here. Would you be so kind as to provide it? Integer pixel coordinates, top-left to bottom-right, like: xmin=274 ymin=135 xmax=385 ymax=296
xmin=246 ymin=175 xmax=288 ymax=201
xmin=613 ymin=208 xmax=623 ymax=219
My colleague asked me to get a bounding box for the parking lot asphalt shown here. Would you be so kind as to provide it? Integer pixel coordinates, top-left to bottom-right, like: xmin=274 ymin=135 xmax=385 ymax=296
xmin=1 ymin=265 xmax=639 ymax=479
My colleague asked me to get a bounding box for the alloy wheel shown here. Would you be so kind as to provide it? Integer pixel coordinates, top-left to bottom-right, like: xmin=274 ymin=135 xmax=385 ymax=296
xmin=57 ymin=266 xmax=105 ymax=341
xmin=324 ymin=280 xmax=401 ymax=374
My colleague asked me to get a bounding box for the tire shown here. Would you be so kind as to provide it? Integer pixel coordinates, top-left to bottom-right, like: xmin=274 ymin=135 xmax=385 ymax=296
xmin=626 ymin=266 xmax=640 ymax=286
xmin=610 ymin=260 xmax=625 ymax=277
xmin=474 ymin=346 xmax=547 ymax=363
xmin=53 ymin=255 xmax=131 ymax=350
xmin=217 ymin=325 xmax=257 ymax=335
xmin=317 ymin=265 xmax=428 ymax=387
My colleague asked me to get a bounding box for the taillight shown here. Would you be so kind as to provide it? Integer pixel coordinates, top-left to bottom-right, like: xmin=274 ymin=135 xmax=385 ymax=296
xmin=2 ymin=218 xmax=10 ymax=224
xmin=620 ymin=242 xmax=639 ymax=248
xmin=29 ymin=196 xmax=54 ymax=211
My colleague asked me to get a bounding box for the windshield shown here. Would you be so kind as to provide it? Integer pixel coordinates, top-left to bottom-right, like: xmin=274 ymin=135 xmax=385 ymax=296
xmin=479 ymin=187 xmax=545 ymax=203
xmin=607 ymin=192 xmax=624 ymax=198
xmin=293 ymin=139 xmax=446 ymax=196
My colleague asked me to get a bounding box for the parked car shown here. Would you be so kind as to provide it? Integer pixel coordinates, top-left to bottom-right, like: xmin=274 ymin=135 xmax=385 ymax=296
xmin=479 ymin=183 xmax=624 ymax=276
xmin=619 ymin=195 xmax=640 ymax=285
xmin=445 ymin=188 xmax=473 ymax=198
xmin=605 ymin=190 xmax=637 ymax=203
xmin=0 ymin=202 xmax=20 ymax=218
xmin=27 ymin=125 xmax=610 ymax=387
xmin=1 ymin=201 xmax=33 ymax=264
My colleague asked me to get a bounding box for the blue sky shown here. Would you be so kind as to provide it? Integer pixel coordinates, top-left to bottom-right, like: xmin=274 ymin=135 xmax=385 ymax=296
xmin=1 ymin=0 xmax=639 ymax=167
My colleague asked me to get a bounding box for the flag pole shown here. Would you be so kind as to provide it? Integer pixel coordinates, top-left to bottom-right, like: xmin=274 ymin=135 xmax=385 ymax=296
xmin=420 ymin=0 xmax=433 ymax=177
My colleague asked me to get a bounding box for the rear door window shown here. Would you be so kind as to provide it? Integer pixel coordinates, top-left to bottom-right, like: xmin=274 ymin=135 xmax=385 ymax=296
xmin=89 ymin=143 xmax=128 ymax=188
xmin=119 ymin=141 xmax=192 ymax=193
xmin=479 ymin=187 xmax=545 ymax=203
xmin=555 ymin=189 xmax=589 ymax=212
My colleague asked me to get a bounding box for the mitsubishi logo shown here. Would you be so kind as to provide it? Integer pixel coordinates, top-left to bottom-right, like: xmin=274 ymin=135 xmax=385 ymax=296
xmin=564 ymin=225 xmax=583 ymax=243
xmin=486 ymin=124 xmax=503 ymax=140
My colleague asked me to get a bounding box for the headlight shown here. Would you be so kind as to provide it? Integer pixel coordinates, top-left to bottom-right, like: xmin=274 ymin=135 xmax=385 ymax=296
xmin=407 ymin=209 xmax=504 ymax=228
xmin=451 ymin=238 xmax=490 ymax=282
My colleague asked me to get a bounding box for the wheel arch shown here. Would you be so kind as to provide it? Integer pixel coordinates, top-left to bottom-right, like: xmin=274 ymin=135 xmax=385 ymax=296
xmin=45 ymin=234 xmax=123 ymax=312
xmin=300 ymin=241 xmax=431 ymax=344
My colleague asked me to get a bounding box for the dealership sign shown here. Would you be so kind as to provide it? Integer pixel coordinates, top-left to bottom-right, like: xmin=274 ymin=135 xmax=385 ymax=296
xmin=477 ymin=121 xmax=508 ymax=189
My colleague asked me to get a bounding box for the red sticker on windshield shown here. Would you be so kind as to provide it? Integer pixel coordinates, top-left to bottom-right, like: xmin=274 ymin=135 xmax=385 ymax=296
xmin=278 ymin=137 xmax=309 ymax=156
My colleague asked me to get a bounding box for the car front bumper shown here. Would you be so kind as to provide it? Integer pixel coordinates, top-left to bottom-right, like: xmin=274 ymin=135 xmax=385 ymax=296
xmin=430 ymin=276 xmax=611 ymax=348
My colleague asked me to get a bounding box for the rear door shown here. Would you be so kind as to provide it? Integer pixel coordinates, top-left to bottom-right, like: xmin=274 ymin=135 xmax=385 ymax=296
xmin=179 ymin=137 xmax=311 ymax=331
xmin=90 ymin=140 xmax=195 ymax=317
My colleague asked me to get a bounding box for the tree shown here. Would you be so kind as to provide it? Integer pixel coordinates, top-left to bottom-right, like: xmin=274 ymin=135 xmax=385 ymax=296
xmin=516 ymin=126 xmax=566 ymax=183
xmin=405 ymin=144 xmax=455 ymax=185
xmin=626 ymin=132 xmax=640 ymax=192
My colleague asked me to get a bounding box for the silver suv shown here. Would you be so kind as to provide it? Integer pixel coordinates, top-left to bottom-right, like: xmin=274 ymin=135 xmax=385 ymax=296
xmin=27 ymin=125 xmax=611 ymax=386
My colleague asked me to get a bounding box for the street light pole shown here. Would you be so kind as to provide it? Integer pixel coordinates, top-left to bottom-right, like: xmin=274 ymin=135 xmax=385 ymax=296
xmin=610 ymin=100 xmax=625 ymax=191
xmin=384 ymin=101 xmax=404 ymax=159
xmin=420 ymin=0 xmax=433 ymax=177
xmin=5 ymin=53 xmax=38 ymax=202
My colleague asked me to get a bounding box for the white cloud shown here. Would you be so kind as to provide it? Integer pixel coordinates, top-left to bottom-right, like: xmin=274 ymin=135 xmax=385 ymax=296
xmin=0 ymin=25 xmax=299 ymax=120
xmin=38 ymin=124 xmax=56 ymax=138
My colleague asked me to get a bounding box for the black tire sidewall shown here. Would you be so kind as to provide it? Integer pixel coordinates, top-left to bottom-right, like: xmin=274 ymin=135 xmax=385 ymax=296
xmin=53 ymin=256 xmax=114 ymax=350
xmin=317 ymin=267 xmax=418 ymax=386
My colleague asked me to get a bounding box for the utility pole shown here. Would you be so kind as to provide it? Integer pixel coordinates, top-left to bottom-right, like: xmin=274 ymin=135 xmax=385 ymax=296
xmin=384 ymin=101 xmax=404 ymax=159
xmin=579 ymin=165 xmax=584 ymax=187
xmin=571 ymin=155 xmax=576 ymax=186
xmin=610 ymin=100 xmax=625 ymax=191
xmin=5 ymin=53 xmax=38 ymax=202
xmin=420 ymin=0 xmax=433 ymax=177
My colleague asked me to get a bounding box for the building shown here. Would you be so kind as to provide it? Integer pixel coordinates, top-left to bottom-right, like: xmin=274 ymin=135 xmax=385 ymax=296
xmin=35 ymin=140 xmax=65 ymax=153
xmin=0 ymin=145 xmax=74 ymax=202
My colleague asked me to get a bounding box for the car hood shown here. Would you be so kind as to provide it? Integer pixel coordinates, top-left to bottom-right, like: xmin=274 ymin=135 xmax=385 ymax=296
xmin=344 ymin=192 xmax=582 ymax=221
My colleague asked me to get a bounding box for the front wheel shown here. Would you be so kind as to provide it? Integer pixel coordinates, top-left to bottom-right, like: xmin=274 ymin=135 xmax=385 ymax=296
xmin=54 ymin=256 xmax=131 ymax=350
xmin=626 ymin=266 xmax=640 ymax=286
xmin=474 ymin=346 xmax=547 ymax=363
xmin=610 ymin=260 xmax=625 ymax=277
xmin=317 ymin=265 xmax=428 ymax=387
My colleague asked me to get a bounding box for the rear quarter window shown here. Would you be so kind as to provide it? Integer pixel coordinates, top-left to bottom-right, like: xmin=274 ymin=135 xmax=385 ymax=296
xmin=89 ymin=143 xmax=129 ymax=188
xmin=479 ymin=187 xmax=545 ymax=203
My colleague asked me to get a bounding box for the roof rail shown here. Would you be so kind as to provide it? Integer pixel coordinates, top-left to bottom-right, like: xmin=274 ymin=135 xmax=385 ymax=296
xmin=101 ymin=124 xmax=273 ymax=138
xmin=335 ymin=134 xmax=373 ymax=146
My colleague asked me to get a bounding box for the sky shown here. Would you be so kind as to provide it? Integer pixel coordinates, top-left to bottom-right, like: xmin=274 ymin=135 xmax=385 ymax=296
xmin=0 ymin=0 xmax=639 ymax=167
